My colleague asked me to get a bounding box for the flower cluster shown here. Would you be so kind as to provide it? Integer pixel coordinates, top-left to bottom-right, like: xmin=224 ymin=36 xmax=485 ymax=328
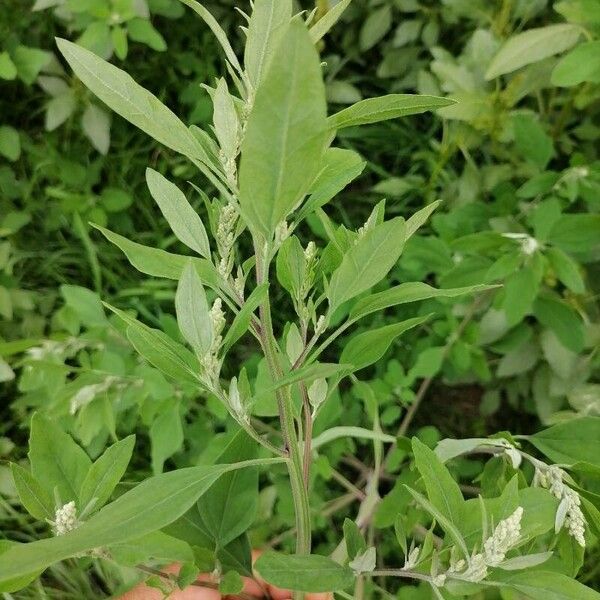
xmin=200 ymin=298 xmax=225 ymax=383
xmin=216 ymin=202 xmax=238 ymax=279
xmin=51 ymin=501 xmax=79 ymax=536
xmin=447 ymin=507 xmax=523 ymax=584
xmin=534 ymin=465 xmax=586 ymax=547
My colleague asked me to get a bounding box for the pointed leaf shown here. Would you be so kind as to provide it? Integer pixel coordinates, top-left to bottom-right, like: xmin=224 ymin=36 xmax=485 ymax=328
xmin=146 ymin=168 xmax=210 ymax=258
xmin=56 ymin=39 xmax=206 ymax=162
xmin=340 ymin=316 xmax=429 ymax=372
xmin=309 ymin=0 xmax=352 ymax=42
xmin=485 ymin=24 xmax=581 ymax=80
xmin=239 ymin=20 xmax=328 ymax=238
xmin=79 ymin=435 xmax=135 ymax=511
xmin=175 ymin=260 xmax=213 ymax=354
xmin=412 ymin=438 xmax=464 ymax=527
xmin=328 ymin=217 xmax=406 ymax=313
xmin=244 ymin=0 xmax=292 ymax=88
xmin=328 ymin=94 xmax=455 ymax=130
xmin=93 ymin=225 xmax=218 ymax=288
xmin=0 ymin=458 xmax=284 ymax=585
xmin=11 ymin=465 xmax=54 ymax=521
xmin=255 ymin=551 xmax=354 ymax=593
xmin=28 ymin=414 xmax=91 ymax=505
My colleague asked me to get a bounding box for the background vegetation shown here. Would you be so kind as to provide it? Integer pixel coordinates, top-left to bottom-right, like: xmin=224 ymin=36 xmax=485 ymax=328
xmin=1 ymin=0 xmax=599 ymax=597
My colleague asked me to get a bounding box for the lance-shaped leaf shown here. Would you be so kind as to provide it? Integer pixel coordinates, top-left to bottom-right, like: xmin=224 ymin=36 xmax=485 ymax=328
xmin=79 ymin=435 xmax=135 ymax=511
xmin=328 ymin=217 xmax=406 ymax=313
xmin=485 ymin=24 xmax=582 ymax=80
xmin=340 ymin=315 xmax=429 ymax=372
xmin=298 ymin=147 xmax=366 ymax=218
xmin=328 ymin=94 xmax=455 ymax=130
xmin=239 ymin=19 xmax=328 ymax=239
xmin=28 ymin=413 xmax=91 ymax=505
xmin=255 ymin=551 xmax=354 ymax=593
xmin=104 ymin=303 xmax=200 ymax=384
xmin=309 ymin=0 xmax=352 ymax=42
xmin=93 ymin=225 xmax=218 ymax=289
xmin=222 ymin=283 xmax=269 ymax=353
xmin=198 ymin=431 xmax=259 ymax=547
xmin=244 ymin=0 xmax=292 ymax=88
xmin=56 ymin=39 xmax=206 ymax=162
xmin=146 ymin=168 xmax=210 ymax=258
xmin=175 ymin=261 xmax=213 ymax=355
xmin=489 ymin=570 xmax=600 ymax=599
xmin=11 ymin=465 xmax=54 ymax=521
xmin=0 ymin=458 xmax=284 ymax=585
xmin=179 ymin=0 xmax=243 ymax=77
xmin=412 ymin=438 xmax=464 ymax=528
xmin=350 ymin=282 xmax=496 ymax=323
xmin=213 ymin=78 xmax=240 ymax=163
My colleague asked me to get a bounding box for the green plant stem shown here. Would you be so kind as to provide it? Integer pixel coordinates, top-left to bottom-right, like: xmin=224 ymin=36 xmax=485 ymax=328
xmin=255 ymin=240 xmax=312 ymax=600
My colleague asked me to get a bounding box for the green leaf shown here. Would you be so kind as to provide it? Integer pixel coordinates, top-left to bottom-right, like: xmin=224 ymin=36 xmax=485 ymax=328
xmin=485 ymin=24 xmax=582 ymax=79
xmin=10 ymin=464 xmax=54 ymax=521
xmin=175 ymin=260 xmax=213 ymax=355
xmin=328 ymin=94 xmax=455 ymax=130
xmin=93 ymin=225 xmax=218 ymax=289
xmin=548 ymin=214 xmax=600 ymax=254
xmin=547 ymin=247 xmax=585 ymax=294
xmin=179 ymin=0 xmax=243 ymax=76
xmin=299 ymin=147 xmax=366 ymax=218
xmin=268 ymin=362 xmax=350 ymax=393
xmin=359 ymin=5 xmax=392 ymax=51
xmin=328 ymin=217 xmax=406 ymax=313
xmin=340 ymin=316 xmax=429 ymax=372
xmin=404 ymin=486 xmax=468 ymax=558
xmin=239 ymin=19 xmax=328 ymax=238
xmin=513 ymin=114 xmax=554 ymax=170
xmin=45 ymin=93 xmax=76 ymax=131
xmin=405 ymin=201 xmax=441 ymax=239
xmin=127 ymin=18 xmax=166 ymax=52
xmin=220 ymin=570 xmax=244 ymax=595
xmin=312 ymin=426 xmax=395 ymax=451
xmin=0 ymin=52 xmax=17 ymax=80
xmin=498 ymin=551 xmax=553 ymax=571
xmin=104 ymin=303 xmax=200 ymax=385
xmin=12 ymin=46 xmax=51 ymax=85
xmin=79 ymin=435 xmax=135 ymax=510
xmin=529 ymin=417 xmax=600 ymax=466
xmin=343 ymin=518 xmax=366 ymax=560
xmin=28 ymin=413 xmax=91 ymax=504
xmin=309 ymin=0 xmax=351 ymax=42
xmin=222 ymin=284 xmax=268 ymax=353
xmin=503 ymin=267 xmax=539 ymax=326
xmin=198 ymin=431 xmax=258 ymax=547
xmin=350 ymin=282 xmax=494 ymax=323
xmin=110 ymin=531 xmax=193 ymax=567
xmin=55 ymin=39 xmax=205 ymax=162
xmin=244 ymin=0 xmax=291 ymax=88
xmin=0 ymin=542 xmax=40 ymax=594
xmin=81 ymin=104 xmax=111 ymax=154
xmin=60 ymin=285 xmax=106 ymax=328
xmin=254 ymin=551 xmax=354 ymax=593
xmin=534 ymin=296 xmax=584 ymax=353
xmin=0 ymin=126 xmax=21 ymax=162
xmin=213 ymin=78 xmax=239 ymax=162
xmin=146 ymin=168 xmax=210 ymax=258
xmin=552 ymin=41 xmax=600 ymax=86
xmin=150 ymin=402 xmax=184 ymax=474
xmin=412 ymin=438 xmax=464 ymax=527
xmin=489 ymin=570 xmax=600 ymax=599
xmin=0 ymin=458 xmax=284 ymax=585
